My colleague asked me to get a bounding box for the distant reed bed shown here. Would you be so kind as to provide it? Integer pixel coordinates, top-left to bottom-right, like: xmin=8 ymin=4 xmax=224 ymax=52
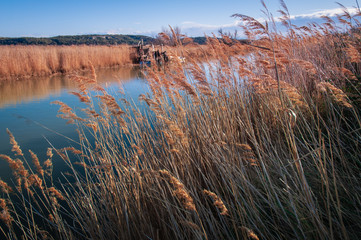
xmin=0 ymin=1 xmax=361 ymax=239
xmin=0 ymin=45 xmax=131 ymax=80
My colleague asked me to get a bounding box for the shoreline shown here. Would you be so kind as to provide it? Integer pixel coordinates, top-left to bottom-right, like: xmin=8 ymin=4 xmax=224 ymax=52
xmin=0 ymin=63 xmax=138 ymax=82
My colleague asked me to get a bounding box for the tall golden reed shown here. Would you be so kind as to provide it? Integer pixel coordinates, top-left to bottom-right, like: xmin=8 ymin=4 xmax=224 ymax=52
xmin=0 ymin=45 xmax=132 ymax=80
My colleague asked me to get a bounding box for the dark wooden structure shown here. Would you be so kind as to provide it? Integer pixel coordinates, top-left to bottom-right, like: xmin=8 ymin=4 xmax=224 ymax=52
xmin=130 ymin=40 xmax=168 ymax=65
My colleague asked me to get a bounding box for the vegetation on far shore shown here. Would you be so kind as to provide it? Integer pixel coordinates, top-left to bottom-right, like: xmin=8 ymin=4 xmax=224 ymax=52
xmin=0 ymin=1 xmax=361 ymax=239
xmin=0 ymin=34 xmax=155 ymax=46
xmin=0 ymin=45 xmax=132 ymax=80
xmin=0 ymin=34 xmax=209 ymax=46
xmin=0 ymin=28 xmax=244 ymax=80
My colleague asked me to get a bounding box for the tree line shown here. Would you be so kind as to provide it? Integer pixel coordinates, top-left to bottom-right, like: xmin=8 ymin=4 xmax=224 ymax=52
xmin=0 ymin=34 xmax=209 ymax=46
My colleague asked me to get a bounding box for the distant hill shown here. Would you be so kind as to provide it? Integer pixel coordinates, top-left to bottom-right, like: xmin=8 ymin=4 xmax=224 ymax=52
xmin=0 ymin=34 xmax=156 ymax=46
xmin=0 ymin=34 xmax=209 ymax=46
xmin=191 ymin=37 xmax=208 ymax=45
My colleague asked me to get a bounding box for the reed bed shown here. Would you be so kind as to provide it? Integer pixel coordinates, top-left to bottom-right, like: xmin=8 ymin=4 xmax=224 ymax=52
xmin=0 ymin=45 xmax=132 ymax=80
xmin=0 ymin=2 xmax=361 ymax=240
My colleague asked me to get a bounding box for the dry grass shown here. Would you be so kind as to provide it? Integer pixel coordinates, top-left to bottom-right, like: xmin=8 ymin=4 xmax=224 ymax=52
xmin=0 ymin=45 xmax=132 ymax=80
xmin=0 ymin=2 xmax=361 ymax=240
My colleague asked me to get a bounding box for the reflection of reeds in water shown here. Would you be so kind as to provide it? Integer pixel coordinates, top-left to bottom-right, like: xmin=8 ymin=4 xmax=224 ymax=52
xmin=0 ymin=45 xmax=131 ymax=80
xmin=0 ymin=67 xmax=140 ymax=108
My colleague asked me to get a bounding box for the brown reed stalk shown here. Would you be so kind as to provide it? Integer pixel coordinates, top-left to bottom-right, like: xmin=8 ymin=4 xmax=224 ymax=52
xmin=42 ymin=148 xmax=53 ymax=177
xmin=47 ymin=187 xmax=65 ymax=201
xmin=317 ymin=82 xmax=353 ymax=108
xmin=203 ymin=190 xmax=228 ymax=215
xmin=159 ymin=169 xmax=196 ymax=211
xmin=51 ymin=100 xmax=85 ymax=124
xmin=29 ymin=150 xmax=44 ymax=177
xmin=0 ymin=199 xmax=12 ymax=227
xmin=240 ymin=227 xmax=259 ymax=240
xmin=0 ymin=180 xmax=13 ymax=194
xmin=27 ymin=174 xmax=43 ymax=190
xmin=6 ymin=129 xmax=23 ymax=157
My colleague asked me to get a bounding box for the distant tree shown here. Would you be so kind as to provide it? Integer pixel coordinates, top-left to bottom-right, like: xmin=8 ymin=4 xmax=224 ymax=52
xmin=218 ymin=28 xmax=238 ymax=40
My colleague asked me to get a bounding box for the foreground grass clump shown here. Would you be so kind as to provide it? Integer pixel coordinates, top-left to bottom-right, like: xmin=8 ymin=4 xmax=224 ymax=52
xmin=0 ymin=3 xmax=361 ymax=240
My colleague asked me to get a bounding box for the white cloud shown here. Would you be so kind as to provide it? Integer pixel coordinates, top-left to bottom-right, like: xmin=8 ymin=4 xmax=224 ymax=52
xmin=288 ymin=7 xmax=358 ymax=20
xmin=179 ymin=21 xmax=243 ymax=37
xmin=105 ymin=28 xmax=157 ymax=36
xmin=103 ymin=7 xmax=360 ymax=37
xmin=255 ymin=7 xmax=359 ymax=24
xmin=179 ymin=7 xmax=360 ymax=37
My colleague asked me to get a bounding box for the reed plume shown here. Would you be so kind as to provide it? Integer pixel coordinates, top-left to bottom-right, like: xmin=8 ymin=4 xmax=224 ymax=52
xmin=47 ymin=187 xmax=65 ymax=201
xmin=0 ymin=199 xmax=12 ymax=226
xmin=203 ymin=190 xmax=228 ymax=215
xmin=29 ymin=150 xmax=44 ymax=177
xmin=317 ymin=82 xmax=353 ymax=108
xmin=27 ymin=174 xmax=43 ymax=190
xmin=6 ymin=129 xmax=23 ymax=157
xmin=51 ymin=100 xmax=85 ymax=124
xmin=159 ymin=169 xmax=196 ymax=211
xmin=241 ymin=227 xmax=259 ymax=240
xmin=0 ymin=180 xmax=13 ymax=194
xmin=43 ymin=148 xmax=53 ymax=177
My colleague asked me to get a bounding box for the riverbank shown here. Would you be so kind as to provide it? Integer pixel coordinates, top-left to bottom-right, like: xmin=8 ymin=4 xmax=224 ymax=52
xmin=0 ymin=41 xmax=247 ymax=81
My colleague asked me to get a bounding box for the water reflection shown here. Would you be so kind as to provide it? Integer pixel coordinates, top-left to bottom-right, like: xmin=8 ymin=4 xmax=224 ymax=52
xmin=0 ymin=66 xmax=142 ymax=108
xmin=0 ymin=66 xmax=147 ymax=181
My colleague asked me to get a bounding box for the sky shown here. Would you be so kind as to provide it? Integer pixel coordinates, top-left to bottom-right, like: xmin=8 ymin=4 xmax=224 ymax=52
xmin=0 ymin=0 xmax=359 ymax=38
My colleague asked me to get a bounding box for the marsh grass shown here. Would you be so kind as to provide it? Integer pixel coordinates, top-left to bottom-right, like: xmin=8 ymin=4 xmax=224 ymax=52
xmin=0 ymin=45 xmax=132 ymax=80
xmin=0 ymin=2 xmax=361 ymax=239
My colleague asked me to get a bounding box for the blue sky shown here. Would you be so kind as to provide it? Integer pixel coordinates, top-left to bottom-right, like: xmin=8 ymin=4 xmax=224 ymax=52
xmin=0 ymin=0 xmax=359 ymax=37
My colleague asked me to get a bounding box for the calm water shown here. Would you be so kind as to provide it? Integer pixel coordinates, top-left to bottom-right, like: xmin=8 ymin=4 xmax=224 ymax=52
xmin=0 ymin=66 xmax=148 ymax=181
